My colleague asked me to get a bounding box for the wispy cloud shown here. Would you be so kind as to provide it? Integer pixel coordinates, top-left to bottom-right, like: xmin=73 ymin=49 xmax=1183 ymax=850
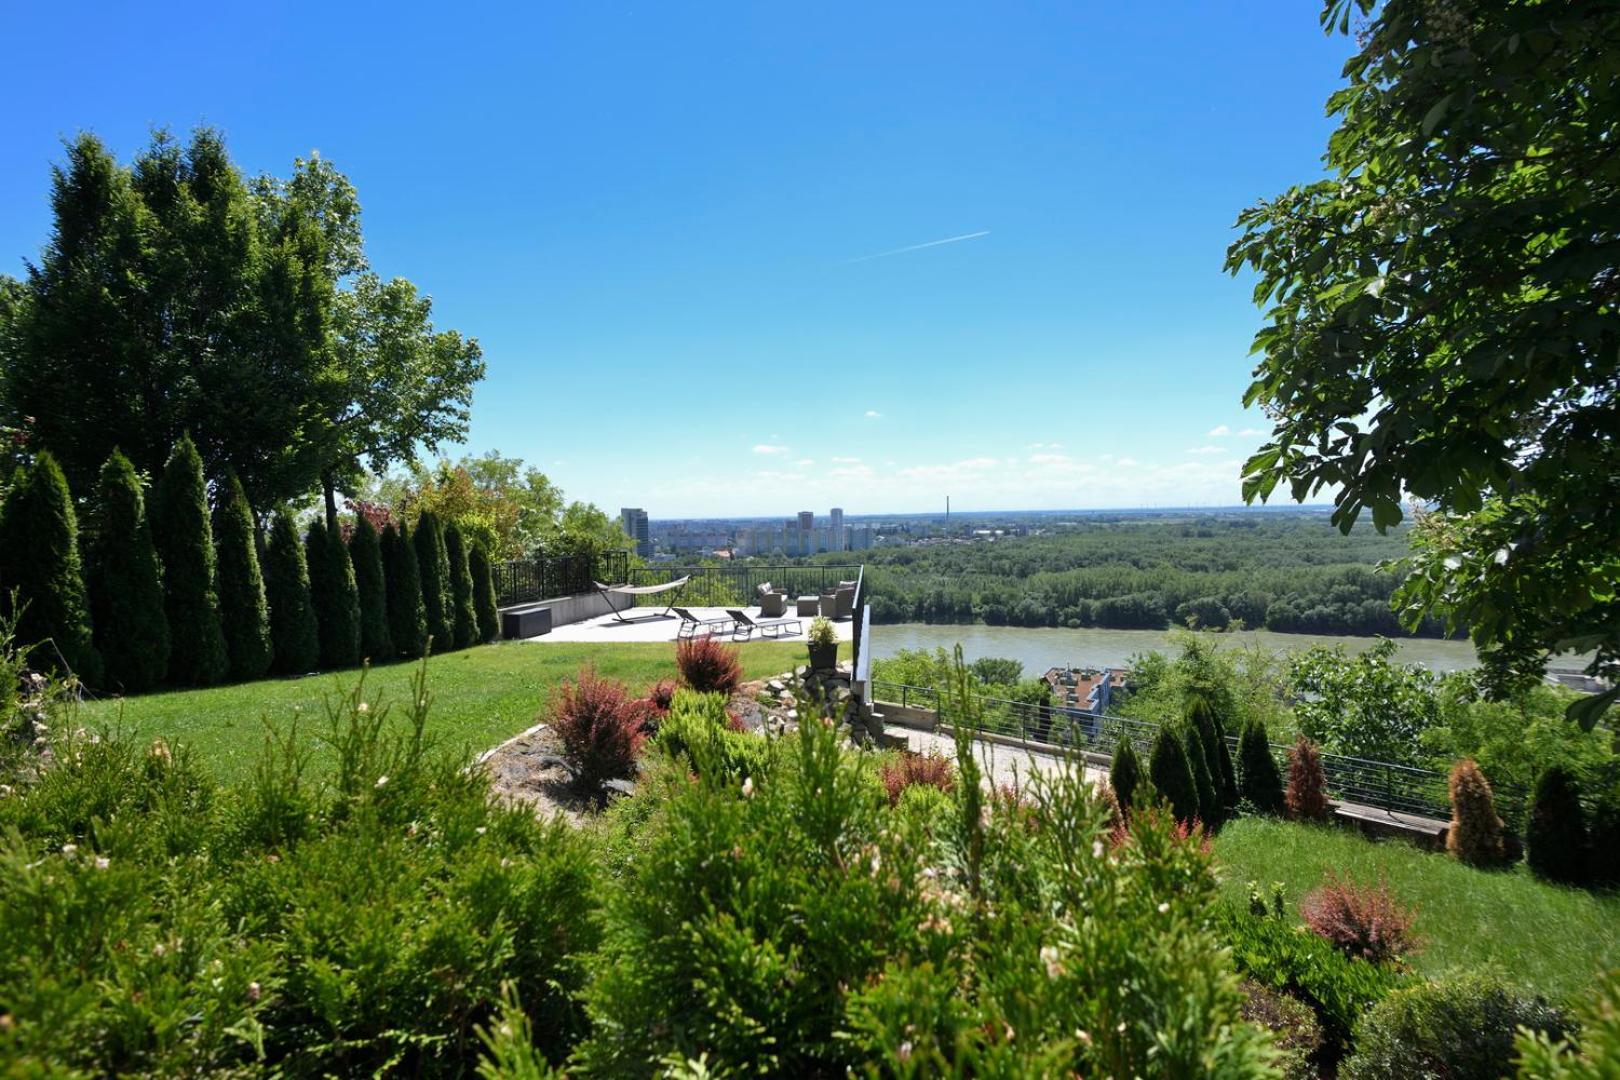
xmin=752 ymin=444 xmax=789 ymax=456
xmin=1238 ymin=427 xmax=1266 ymax=437
xmin=846 ymin=230 xmax=990 ymax=264
xmin=794 ymin=458 xmax=815 ymax=467
xmin=1208 ymin=424 xmax=1231 ymax=437
xmin=1186 ymin=445 xmax=1228 ymax=456
xmin=864 ymin=410 xmax=883 ymax=419
xmin=831 ymin=455 xmax=862 ymax=464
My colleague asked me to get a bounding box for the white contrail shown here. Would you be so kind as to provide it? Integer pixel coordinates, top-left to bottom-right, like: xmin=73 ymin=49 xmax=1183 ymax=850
xmin=845 ymin=229 xmax=990 ymax=263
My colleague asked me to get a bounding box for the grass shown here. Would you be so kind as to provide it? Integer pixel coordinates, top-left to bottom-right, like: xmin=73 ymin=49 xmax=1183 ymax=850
xmin=73 ymin=639 xmax=840 ymax=785
xmin=1214 ymin=816 xmax=1620 ymax=1003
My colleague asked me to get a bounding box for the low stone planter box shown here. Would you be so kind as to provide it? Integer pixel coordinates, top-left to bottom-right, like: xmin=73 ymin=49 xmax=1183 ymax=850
xmin=501 ymin=604 xmax=553 ymax=639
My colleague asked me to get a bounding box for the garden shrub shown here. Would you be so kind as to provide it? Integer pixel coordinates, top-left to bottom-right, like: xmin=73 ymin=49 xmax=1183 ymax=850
xmin=1148 ymin=724 xmax=1199 ymax=824
xmin=645 ymin=677 xmax=678 ymax=715
xmin=1239 ymin=979 xmax=1322 ymax=1080
xmin=85 ymin=449 xmax=169 ymax=691
xmin=1188 ymin=695 xmax=1232 ymax=806
xmin=1286 ymin=736 xmax=1331 ymax=820
xmin=1096 ymin=779 xmax=1124 ymax=835
xmin=1110 ymin=732 xmax=1143 ymax=812
xmin=1588 ymin=796 xmax=1620 ymax=888
xmin=675 ymin=633 xmax=742 ymax=694
xmin=548 ymin=666 xmax=649 ymax=793
xmin=0 ymin=449 xmax=103 ymax=685
xmin=151 ymin=434 xmax=228 ymax=686
xmin=1300 ymin=871 xmax=1418 ymax=965
xmin=1186 ymin=720 xmax=1222 ymax=827
xmin=213 ymin=471 xmax=273 ymax=681
xmin=878 ymin=750 xmax=955 ymax=806
xmin=1517 ymin=969 xmax=1620 ymax=1079
xmin=1340 ymin=970 xmax=1568 ymax=1080
xmin=414 ymin=510 xmax=454 ymax=652
xmin=305 ymin=518 xmax=360 ymax=669
xmin=263 ymin=510 xmax=320 ymax=675
xmin=468 ymin=540 xmax=500 ymax=643
xmin=1446 ymin=757 xmax=1506 ymax=867
xmin=444 ymin=521 xmax=478 ymax=650
xmin=1216 ymin=902 xmax=1402 ymax=1050
xmin=1527 ymin=765 xmax=1589 ymax=885
xmin=382 ymin=521 xmax=427 ymax=659
xmin=577 ymin=707 xmax=1273 ymax=1076
xmin=349 ymin=514 xmax=393 ymax=663
xmin=1218 ymin=732 xmax=1240 ymax=808
xmin=653 ymin=689 xmax=771 ymax=784
xmin=894 ymin=780 xmax=954 ymax=837
xmin=1239 ymin=718 xmax=1285 ymax=815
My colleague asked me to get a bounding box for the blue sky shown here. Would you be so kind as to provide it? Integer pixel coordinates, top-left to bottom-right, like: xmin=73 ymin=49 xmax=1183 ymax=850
xmin=1 ymin=2 xmax=1353 ymax=518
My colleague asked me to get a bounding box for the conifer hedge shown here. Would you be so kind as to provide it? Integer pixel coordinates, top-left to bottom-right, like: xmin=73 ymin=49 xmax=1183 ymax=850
xmin=1110 ymin=734 xmax=1142 ymax=814
xmin=305 ymin=519 xmax=360 ymax=669
xmin=264 ymin=511 xmax=319 ymax=675
xmin=0 ymin=451 xmax=103 ymax=685
xmin=349 ymin=516 xmax=393 ymax=663
xmin=1185 ymin=722 xmax=1221 ymax=827
xmin=86 ymin=450 xmax=170 ymax=692
xmin=150 ymin=436 xmax=228 ymax=686
xmin=443 ymin=522 xmax=478 ymax=650
xmin=414 ymin=511 xmax=452 ymax=653
xmin=382 ymin=522 xmax=427 ymax=659
xmin=1148 ymin=726 xmax=1198 ymax=824
xmin=213 ymin=472 xmax=272 ymax=682
xmin=1238 ymin=718 xmax=1285 ymax=815
xmin=1526 ymin=765 xmax=1588 ymax=885
xmin=469 ymin=540 xmax=500 ymax=643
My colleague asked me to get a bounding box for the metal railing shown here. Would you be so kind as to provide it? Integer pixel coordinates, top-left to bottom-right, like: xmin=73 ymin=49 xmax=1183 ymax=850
xmin=622 ymin=564 xmax=866 ymax=608
xmin=493 ymin=550 xmax=629 ymax=608
xmin=868 ymin=679 xmax=1534 ymax=827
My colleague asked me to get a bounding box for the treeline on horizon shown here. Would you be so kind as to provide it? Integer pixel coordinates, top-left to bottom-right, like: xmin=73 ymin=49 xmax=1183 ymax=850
xmin=818 ymin=512 xmax=1454 ymax=638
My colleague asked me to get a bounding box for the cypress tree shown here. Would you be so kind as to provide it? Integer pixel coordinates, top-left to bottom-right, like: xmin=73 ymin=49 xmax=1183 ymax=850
xmin=0 ymin=451 xmax=103 ymax=685
xmin=1238 ymin=718 xmax=1285 ymax=815
xmin=85 ymin=450 xmax=168 ymax=691
xmin=382 ymin=522 xmax=427 ymax=659
xmin=150 ymin=435 xmax=227 ymax=686
xmin=1217 ymin=736 xmax=1240 ymax=808
xmin=1148 ymin=726 xmax=1198 ymax=824
xmin=350 ymin=515 xmax=393 ymax=662
xmin=263 ymin=510 xmax=319 ymax=674
xmin=1186 ymin=697 xmax=1228 ymax=810
xmin=414 ymin=510 xmax=452 ymax=653
xmin=443 ymin=521 xmax=478 ymax=650
xmin=1110 ymin=734 xmax=1142 ymax=815
xmin=305 ymin=519 xmax=360 ymax=669
xmin=1526 ymin=765 xmax=1589 ymax=885
xmin=1184 ymin=722 xmax=1221 ymax=827
xmin=469 ymin=540 xmax=500 ymax=643
xmin=213 ymin=471 xmax=272 ymax=681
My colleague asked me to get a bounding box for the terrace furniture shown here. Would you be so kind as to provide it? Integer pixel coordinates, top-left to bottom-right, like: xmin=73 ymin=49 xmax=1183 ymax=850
xmin=726 ymin=609 xmax=801 ymax=640
xmin=821 ymin=585 xmax=855 ymax=620
xmin=757 ymin=582 xmax=789 ymax=618
xmin=673 ymin=606 xmax=734 ymax=638
xmin=500 ymin=603 xmax=553 ymax=639
xmin=595 ymin=575 xmax=692 ymax=622
xmin=795 ymin=595 xmax=821 ymax=617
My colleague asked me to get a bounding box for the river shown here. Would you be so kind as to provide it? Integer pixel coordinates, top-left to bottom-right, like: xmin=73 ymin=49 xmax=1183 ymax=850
xmin=870 ymin=623 xmax=1481 ymax=674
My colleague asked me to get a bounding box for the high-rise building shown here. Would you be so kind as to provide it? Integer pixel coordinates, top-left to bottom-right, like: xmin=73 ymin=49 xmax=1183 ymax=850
xmin=798 ymin=510 xmax=815 ymax=532
xmin=619 ymin=507 xmax=652 ymax=558
xmin=830 ymin=507 xmax=844 ymax=551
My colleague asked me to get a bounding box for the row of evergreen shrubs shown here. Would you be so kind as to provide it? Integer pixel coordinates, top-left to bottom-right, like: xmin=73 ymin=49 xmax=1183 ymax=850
xmin=0 ymin=441 xmax=502 ymax=693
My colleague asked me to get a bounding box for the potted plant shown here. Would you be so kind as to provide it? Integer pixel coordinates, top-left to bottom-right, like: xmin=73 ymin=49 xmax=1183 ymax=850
xmin=806 ymin=616 xmax=838 ymax=672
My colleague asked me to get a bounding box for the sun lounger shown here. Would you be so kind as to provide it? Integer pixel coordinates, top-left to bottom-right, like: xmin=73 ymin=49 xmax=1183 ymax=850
xmin=726 ymin=609 xmax=801 ymax=641
xmin=674 ymin=607 xmax=733 ymax=638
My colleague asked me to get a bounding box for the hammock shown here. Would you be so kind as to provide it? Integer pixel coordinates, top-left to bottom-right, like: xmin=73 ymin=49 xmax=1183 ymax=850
xmin=594 ymin=575 xmax=691 ymax=621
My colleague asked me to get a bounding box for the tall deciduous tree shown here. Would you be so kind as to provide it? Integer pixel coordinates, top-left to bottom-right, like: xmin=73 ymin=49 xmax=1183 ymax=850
xmin=86 ymin=450 xmax=169 ymax=691
xmin=1227 ymin=0 xmax=1620 ymax=725
xmin=382 ymin=521 xmax=427 ymax=659
xmin=468 ymin=540 xmax=500 ymax=643
xmin=349 ymin=515 xmax=393 ymax=662
xmin=213 ymin=471 xmax=272 ymax=681
xmin=0 ymin=451 xmax=102 ymax=684
xmin=443 ymin=521 xmax=478 ymax=650
xmin=305 ymin=518 xmax=359 ymax=669
xmin=263 ymin=510 xmax=319 ymax=675
xmin=151 ymin=435 xmax=228 ymax=686
xmin=414 ymin=510 xmax=452 ymax=653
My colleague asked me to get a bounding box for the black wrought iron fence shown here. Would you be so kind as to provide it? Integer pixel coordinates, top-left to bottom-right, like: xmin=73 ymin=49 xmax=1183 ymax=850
xmin=493 ymin=550 xmax=629 ymax=607
xmin=622 ymin=564 xmax=866 ymax=609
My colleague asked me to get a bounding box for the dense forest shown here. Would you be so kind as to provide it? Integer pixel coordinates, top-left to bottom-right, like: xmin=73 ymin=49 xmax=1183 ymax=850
xmin=816 ymin=510 xmax=1453 ymax=638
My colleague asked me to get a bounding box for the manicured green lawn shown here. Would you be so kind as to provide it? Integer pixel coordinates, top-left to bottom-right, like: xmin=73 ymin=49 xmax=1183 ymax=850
xmin=75 ymin=640 xmax=833 ymax=785
xmin=1213 ymin=817 xmax=1620 ymax=1003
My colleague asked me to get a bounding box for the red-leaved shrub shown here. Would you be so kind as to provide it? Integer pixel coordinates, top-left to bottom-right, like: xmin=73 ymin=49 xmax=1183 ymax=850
xmin=676 ymin=635 xmax=743 ymax=694
xmin=1285 ymin=737 xmax=1331 ymax=821
xmin=550 ymin=666 xmax=649 ymax=791
xmin=1300 ymin=872 xmax=1418 ymax=964
xmin=646 ymin=678 xmax=678 ymax=714
xmin=879 ymin=751 xmax=955 ymax=806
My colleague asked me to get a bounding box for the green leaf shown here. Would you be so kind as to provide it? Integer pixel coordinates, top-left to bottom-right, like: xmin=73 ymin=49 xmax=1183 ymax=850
xmin=1421 ymin=93 xmax=1455 ymax=136
xmin=1566 ymin=687 xmax=1620 ymax=733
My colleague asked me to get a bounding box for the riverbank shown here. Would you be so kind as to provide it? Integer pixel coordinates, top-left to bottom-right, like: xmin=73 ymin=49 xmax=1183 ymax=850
xmin=871 ymin=622 xmax=1481 ymax=674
